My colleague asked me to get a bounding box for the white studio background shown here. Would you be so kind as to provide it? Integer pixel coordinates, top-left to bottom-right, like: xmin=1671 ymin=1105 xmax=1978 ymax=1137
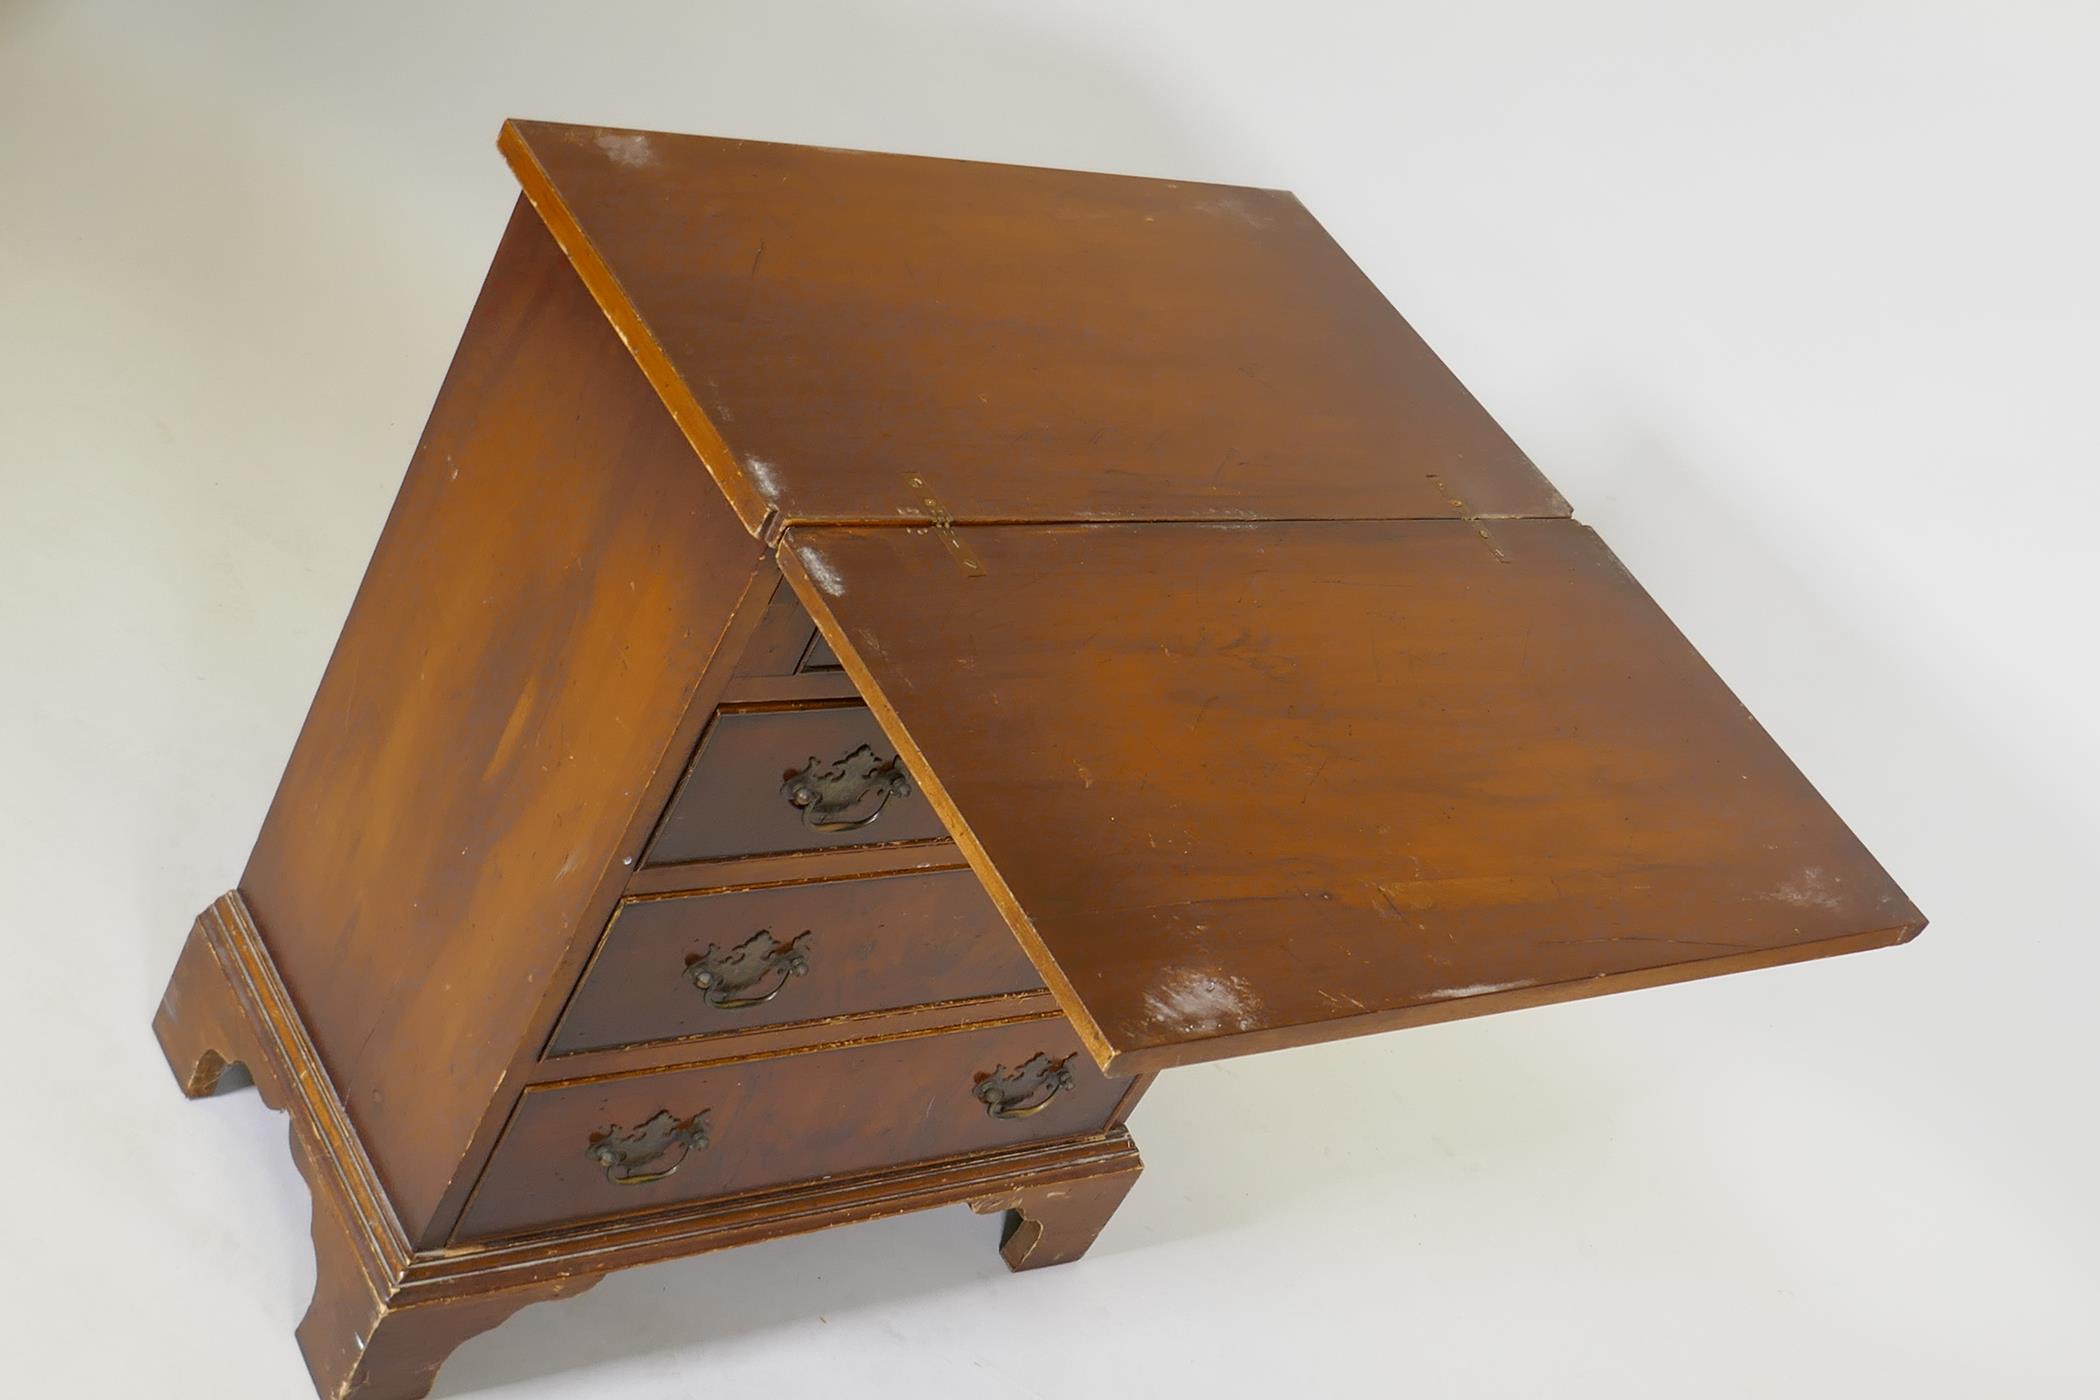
xmin=1 ymin=3 xmax=2092 ymax=1396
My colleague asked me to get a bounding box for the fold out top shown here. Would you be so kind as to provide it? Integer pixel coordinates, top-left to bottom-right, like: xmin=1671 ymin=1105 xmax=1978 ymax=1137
xmin=493 ymin=119 xmax=1920 ymax=1079
xmin=500 ymin=118 xmax=1568 ymax=536
xmin=779 ymin=519 xmax=1923 ymax=1076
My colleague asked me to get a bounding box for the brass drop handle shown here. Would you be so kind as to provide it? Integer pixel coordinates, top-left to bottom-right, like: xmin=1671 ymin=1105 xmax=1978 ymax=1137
xmin=586 ymin=1109 xmax=710 ymax=1185
xmin=973 ymin=1052 xmax=1078 ymax=1120
xmin=685 ymin=929 xmax=811 ymax=1010
xmin=781 ymin=744 xmax=911 ymax=832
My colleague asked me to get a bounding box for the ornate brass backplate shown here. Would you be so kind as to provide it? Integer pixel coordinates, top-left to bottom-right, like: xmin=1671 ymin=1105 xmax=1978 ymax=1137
xmin=585 ymin=1108 xmax=711 ymax=1185
xmin=683 ymin=928 xmax=812 ymax=1010
xmin=972 ymin=1052 xmax=1078 ymax=1119
xmin=780 ymin=744 xmax=911 ymax=831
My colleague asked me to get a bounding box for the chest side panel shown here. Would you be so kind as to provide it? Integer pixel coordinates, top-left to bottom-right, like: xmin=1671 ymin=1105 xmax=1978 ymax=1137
xmin=240 ymin=198 xmax=764 ymax=1243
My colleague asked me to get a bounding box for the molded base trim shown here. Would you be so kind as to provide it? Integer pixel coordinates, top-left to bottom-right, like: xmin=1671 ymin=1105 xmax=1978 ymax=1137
xmin=154 ymin=890 xmax=1144 ymax=1399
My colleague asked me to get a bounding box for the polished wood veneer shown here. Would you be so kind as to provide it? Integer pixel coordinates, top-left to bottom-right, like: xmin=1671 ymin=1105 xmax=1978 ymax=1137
xmin=499 ymin=119 xmax=1567 ymax=532
xmin=237 ymin=196 xmax=768 ymax=1247
xmin=548 ymin=868 xmax=1043 ymax=1055
xmin=159 ymin=894 xmax=1137 ymax=1400
xmin=781 ymin=518 xmax=1923 ymax=1074
xmin=156 ymin=119 xmax=1920 ymax=1400
xmin=463 ymin=1018 xmax=1119 ymax=1240
xmin=647 ymin=702 xmax=950 ymax=864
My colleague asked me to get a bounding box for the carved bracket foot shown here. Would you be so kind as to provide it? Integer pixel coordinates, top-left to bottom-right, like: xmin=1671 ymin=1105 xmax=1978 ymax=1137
xmin=297 ymin=1207 xmax=599 ymax=1400
xmin=967 ymin=1153 xmax=1142 ymax=1271
xmin=155 ymin=896 xmax=601 ymax=1400
xmin=153 ymin=905 xmax=278 ymax=1106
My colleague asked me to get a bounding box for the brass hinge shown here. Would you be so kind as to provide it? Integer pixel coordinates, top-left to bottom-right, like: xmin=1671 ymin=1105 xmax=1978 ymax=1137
xmin=906 ymin=473 xmax=985 ymax=576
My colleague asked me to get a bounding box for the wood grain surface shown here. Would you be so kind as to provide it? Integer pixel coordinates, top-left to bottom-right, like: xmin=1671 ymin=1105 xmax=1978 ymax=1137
xmin=646 ymin=702 xmax=951 ymax=863
xmin=549 ymin=868 xmax=1044 ymax=1054
xmin=458 ymin=1018 xmax=1121 ymax=1240
xmin=239 ymin=199 xmax=766 ymax=1243
xmin=500 ymin=118 xmax=1566 ymax=533
xmin=780 ymin=518 xmax=1925 ymax=1075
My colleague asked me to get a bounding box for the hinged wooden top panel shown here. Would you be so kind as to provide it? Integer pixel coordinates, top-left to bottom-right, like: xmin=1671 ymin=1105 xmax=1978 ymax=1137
xmin=500 ymin=119 xmax=1567 ymax=535
xmin=779 ymin=519 xmax=1923 ymax=1076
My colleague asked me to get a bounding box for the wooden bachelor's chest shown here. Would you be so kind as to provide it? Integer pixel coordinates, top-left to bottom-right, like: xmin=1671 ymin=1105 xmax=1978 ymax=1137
xmin=154 ymin=120 xmax=1924 ymax=1400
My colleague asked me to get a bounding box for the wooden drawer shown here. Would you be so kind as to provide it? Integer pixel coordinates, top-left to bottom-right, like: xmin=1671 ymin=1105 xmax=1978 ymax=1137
xmin=547 ymin=869 xmax=1045 ymax=1055
xmin=646 ymin=702 xmax=949 ymax=864
xmin=733 ymin=579 xmax=840 ymax=678
xmin=458 ymin=1019 xmax=1124 ymax=1240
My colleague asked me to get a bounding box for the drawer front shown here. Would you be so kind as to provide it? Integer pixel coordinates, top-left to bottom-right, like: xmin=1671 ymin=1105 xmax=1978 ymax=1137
xmin=734 ymin=580 xmax=836 ymax=677
xmin=647 ymin=704 xmax=949 ymax=864
xmin=800 ymin=629 xmax=842 ymax=671
xmin=548 ymin=869 xmax=1045 ymax=1055
xmin=459 ymin=1019 xmax=1123 ymax=1240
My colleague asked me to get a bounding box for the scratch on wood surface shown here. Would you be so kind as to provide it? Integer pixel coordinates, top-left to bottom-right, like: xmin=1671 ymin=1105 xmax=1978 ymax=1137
xmin=904 ymin=472 xmax=984 ymax=576
xmin=481 ymin=678 xmax=538 ymax=780
xmin=1767 ymin=866 xmax=1842 ymax=911
xmin=1541 ymin=934 xmax=1759 ymax=951
xmin=1191 ymin=192 xmax=1276 ymax=228
xmin=1375 ymin=873 xmax=1557 ymax=911
xmin=593 ymin=131 xmax=657 ymax=168
xmin=798 ymin=546 xmax=845 ymax=596
xmin=1140 ymin=966 xmax=1264 ymax=1035
xmin=1425 ymin=979 xmax=1536 ymax=1000
xmin=744 ymin=455 xmax=783 ymax=504
xmin=1426 ymin=472 xmax=1511 ymax=563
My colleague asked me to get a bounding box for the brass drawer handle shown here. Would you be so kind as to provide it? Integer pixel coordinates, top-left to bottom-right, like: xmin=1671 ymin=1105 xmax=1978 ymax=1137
xmin=781 ymin=743 xmax=911 ymax=832
xmin=586 ymin=1109 xmax=710 ymax=1185
xmin=684 ymin=929 xmax=811 ymax=1009
xmin=973 ymin=1052 xmax=1078 ymax=1119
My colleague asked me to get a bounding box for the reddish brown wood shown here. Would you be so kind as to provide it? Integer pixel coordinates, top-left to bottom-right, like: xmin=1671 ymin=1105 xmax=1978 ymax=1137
xmin=499 ymin=119 xmax=1565 ymax=533
xmin=159 ymin=893 xmax=1122 ymax=1399
xmin=236 ymin=197 xmax=768 ymax=1245
xmin=622 ymin=840 xmax=969 ymax=897
xmin=154 ymin=909 xmax=258 ymax=1103
xmin=719 ymin=669 xmax=864 ymax=706
xmin=550 ymin=868 xmax=1044 ymax=1054
xmin=296 ymin=1186 xmax=599 ymax=1400
xmin=458 ymin=1018 xmax=1124 ymax=1240
xmin=801 ymin=628 xmax=844 ymax=671
xmin=534 ymin=989 xmax=1065 ymax=1084
xmin=969 ymin=1158 xmax=1144 ymax=1271
xmin=780 ymin=519 xmax=1925 ymax=1075
xmin=734 ymin=578 xmax=825 ymax=677
xmin=412 ymin=1126 xmax=1144 ymax=1296
xmin=156 ymin=119 xmax=1918 ymax=1398
xmin=646 ymin=702 xmax=950 ymax=864
xmin=154 ymin=896 xmax=598 ymax=1400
